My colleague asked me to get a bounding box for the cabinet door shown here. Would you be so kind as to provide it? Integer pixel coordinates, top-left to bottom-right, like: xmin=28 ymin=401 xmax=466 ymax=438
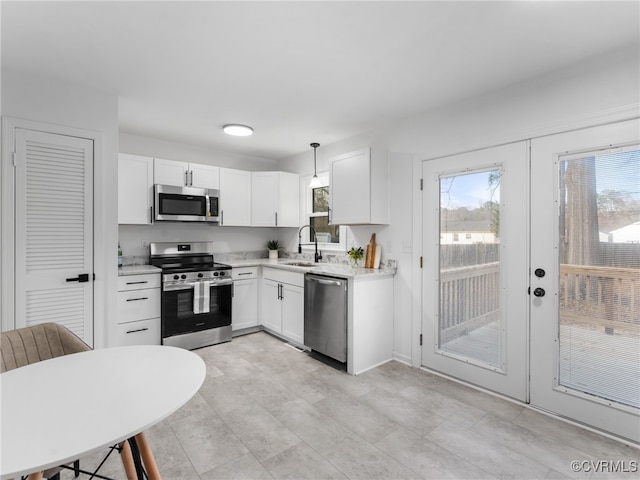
xmin=220 ymin=168 xmax=251 ymax=226
xmin=261 ymin=278 xmax=282 ymax=333
xmin=251 ymin=172 xmax=278 ymax=226
xmin=232 ymin=279 xmax=258 ymax=330
xmin=330 ymin=148 xmax=371 ymax=224
xmin=154 ymin=158 xmax=188 ymax=186
xmin=190 ymin=163 xmax=220 ymax=190
xmin=118 ymin=154 xmax=153 ymax=224
xmin=281 ymin=284 xmax=304 ymax=345
xmin=277 ymin=172 xmax=300 ymax=227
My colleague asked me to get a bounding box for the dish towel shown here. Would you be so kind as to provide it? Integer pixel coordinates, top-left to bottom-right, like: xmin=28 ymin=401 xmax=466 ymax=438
xmin=193 ymin=281 xmax=211 ymax=314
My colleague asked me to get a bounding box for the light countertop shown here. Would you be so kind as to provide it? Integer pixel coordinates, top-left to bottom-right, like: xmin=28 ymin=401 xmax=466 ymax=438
xmin=221 ymin=258 xmax=396 ymax=279
xmin=118 ymin=265 xmax=162 ymax=276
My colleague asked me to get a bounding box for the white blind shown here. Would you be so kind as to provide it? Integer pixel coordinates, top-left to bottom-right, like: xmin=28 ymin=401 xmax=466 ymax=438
xmin=558 ymin=147 xmax=640 ymax=408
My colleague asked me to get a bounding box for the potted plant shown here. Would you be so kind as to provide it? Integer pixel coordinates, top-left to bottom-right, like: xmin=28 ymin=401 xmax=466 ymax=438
xmin=267 ymin=240 xmax=281 ymax=259
xmin=347 ymin=246 xmax=364 ymax=267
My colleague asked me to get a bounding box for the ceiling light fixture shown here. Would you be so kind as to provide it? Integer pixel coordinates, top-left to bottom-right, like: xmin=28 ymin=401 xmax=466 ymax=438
xmin=309 ymin=142 xmax=322 ymax=188
xmin=223 ymin=124 xmax=254 ymax=136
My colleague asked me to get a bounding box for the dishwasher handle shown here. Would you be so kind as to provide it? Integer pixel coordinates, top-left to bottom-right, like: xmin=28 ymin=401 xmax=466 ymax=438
xmin=306 ymin=276 xmax=343 ymax=287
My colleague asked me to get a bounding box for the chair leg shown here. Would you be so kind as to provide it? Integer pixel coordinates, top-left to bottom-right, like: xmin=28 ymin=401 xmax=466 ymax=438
xmin=134 ymin=432 xmax=161 ymax=480
xmin=27 ymin=473 xmax=43 ymax=480
xmin=74 ymin=460 xmax=80 ymax=477
xmin=119 ymin=441 xmax=139 ymax=480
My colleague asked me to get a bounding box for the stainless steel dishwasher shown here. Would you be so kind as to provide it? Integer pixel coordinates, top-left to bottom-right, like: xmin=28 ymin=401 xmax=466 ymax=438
xmin=304 ymin=273 xmax=347 ymax=363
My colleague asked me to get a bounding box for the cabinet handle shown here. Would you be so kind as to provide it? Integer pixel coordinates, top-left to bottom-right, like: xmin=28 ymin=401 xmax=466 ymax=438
xmin=126 ymin=281 xmax=148 ymax=285
xmin=126 ymin=327 xmax=149 ymax=334
xmin=189 ymin=170 xmax=194 ymax=186
xmin=237 ymin=272 xmax=252 ymax=276
xmin=126 ymin=297 xmax=149 ymax=302
xmin=328 ymin=207 xmax=332 ymax=225
xmin=150 ymin=206 xmax=154 ymax=224
xmin=185 ymin=170 xmax=189 ymax=186
xmin=275 ymin=212 xmax=278 ymax=226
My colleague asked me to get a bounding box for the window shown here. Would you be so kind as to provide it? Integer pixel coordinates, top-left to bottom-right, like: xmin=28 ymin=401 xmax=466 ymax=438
xmin=301 ymin=172 xmax=347 ymax=251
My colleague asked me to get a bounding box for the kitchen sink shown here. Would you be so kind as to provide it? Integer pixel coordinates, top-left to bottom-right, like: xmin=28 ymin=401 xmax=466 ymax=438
xmin=284 ymin=261 xmax=319 ymax=267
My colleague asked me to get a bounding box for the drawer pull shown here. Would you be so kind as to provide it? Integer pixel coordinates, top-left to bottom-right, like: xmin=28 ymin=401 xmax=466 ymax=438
xmin=196 ymin=322 xmax=205 ymax=327
xmin=126 ymin=281 xmax=149 ymax=285
xmin=126 ymin=327 xmax=149 ymax=334
xmin=126 ymin=297 xmax=149 ymax=302
xmin=237 ymin=272 xmax=252 ymax=276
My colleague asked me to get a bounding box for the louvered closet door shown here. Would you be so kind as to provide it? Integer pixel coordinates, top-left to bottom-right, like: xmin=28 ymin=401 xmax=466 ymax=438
xmin=14 ymin=128 xmax=94 ymax=346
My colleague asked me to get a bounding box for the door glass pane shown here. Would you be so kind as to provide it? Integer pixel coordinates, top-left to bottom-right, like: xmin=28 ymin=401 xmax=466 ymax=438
xmin=558 ymin=148 xmax=640 ymax=408
xmin=439 ymin=169 xmax=502 ymax=368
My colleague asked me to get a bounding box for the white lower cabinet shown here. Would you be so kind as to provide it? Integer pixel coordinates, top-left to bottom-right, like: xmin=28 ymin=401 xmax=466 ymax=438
xmin=115 ymin=273 xmax=161 ymax=346
xmin=232 ymin=267 xmax=259 ymax=331
xmin=261 ymin=268 xmax=304 ymax=345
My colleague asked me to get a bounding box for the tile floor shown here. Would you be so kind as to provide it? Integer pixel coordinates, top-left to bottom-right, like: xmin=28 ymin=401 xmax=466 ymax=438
xmin=67 ymin=332 xmax=639 ymax=480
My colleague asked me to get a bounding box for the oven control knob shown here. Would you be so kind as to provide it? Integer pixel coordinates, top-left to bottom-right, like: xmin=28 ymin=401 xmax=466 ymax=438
xmin=219 ymin=271 xmax=226 ymax=276
xmin=214 ymin=272 xmax=219 ymax=277
xmin=181 ymin=274 xmax=187 ymax=280
xmin=173 ymin=275 xmax=179 ymax=280
xmin=197 ymin=273 xmax=203 ymax=278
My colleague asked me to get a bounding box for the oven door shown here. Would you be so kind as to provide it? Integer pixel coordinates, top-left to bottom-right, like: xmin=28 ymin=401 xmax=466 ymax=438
xmin=162 ymin=281 xmax=232 ymax=338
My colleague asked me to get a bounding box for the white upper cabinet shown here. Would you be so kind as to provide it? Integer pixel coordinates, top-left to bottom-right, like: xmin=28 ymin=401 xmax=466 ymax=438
xmin=118 ymin=153 xmax=153 ymax=224
xmin=154 ymin=158 xmax=219 ymax=190
xmin=219 ymin=168 xmax=251 ymax=226
xmin=330 ymin=147 xmax=389 ymax=225
xmin=251 ymin=172 xmax=300 ymax=227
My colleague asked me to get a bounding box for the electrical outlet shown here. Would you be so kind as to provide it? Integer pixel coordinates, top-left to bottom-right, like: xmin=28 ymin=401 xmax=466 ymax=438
xmin=402 ymin=240 xmax=412 ymax=254
xmin=386 ymin=241 xmax=393 ymax=253
xmin=142 ymin=241 xmax=149 ymax=248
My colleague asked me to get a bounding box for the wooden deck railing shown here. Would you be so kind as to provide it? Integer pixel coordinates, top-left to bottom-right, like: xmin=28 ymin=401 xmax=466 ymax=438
xmin=560 ymin=264 xmax=639 ymax=334
xmin=439 ymin=262 xmax=638 ymax=340
xmin=439 ymin=262 xmax=500 ymax=342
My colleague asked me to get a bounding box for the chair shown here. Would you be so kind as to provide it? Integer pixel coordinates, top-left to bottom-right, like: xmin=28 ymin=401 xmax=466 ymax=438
xmin=1 ymin=322 xmax=89 ymax=479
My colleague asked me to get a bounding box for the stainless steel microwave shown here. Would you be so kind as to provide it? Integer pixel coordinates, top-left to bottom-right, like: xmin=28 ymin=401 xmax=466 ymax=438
xmin=154 ymin=184 xmax=219 ymax=223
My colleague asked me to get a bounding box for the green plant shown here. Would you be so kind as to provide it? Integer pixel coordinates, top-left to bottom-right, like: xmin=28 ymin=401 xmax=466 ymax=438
xmin=267 ymin=240 xmax=281 ymax=251
xmin=347 ymin=246 xmax=364 ymax=261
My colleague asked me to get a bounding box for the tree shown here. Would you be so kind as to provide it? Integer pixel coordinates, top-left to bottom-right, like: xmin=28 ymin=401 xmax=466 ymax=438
xmin=563 ymin=157 xmax=599 ymax=265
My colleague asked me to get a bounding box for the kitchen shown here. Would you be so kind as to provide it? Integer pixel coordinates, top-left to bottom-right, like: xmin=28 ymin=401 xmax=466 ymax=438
xmin=1 ymin=1 xmax=639 ymax=478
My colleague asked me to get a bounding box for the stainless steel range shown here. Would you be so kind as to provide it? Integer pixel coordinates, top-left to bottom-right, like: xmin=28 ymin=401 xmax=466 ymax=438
xmin=150 ymin=242 xmax=232 ymax=350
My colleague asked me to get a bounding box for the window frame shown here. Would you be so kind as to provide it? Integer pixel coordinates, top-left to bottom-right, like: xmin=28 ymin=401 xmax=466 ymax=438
xmin=300 ymin=172 xmax=348 ymax=253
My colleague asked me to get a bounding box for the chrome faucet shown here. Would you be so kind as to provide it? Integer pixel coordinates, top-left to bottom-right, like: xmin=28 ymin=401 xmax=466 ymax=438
xmin=298 ymin=224 xmax=322 ymax=263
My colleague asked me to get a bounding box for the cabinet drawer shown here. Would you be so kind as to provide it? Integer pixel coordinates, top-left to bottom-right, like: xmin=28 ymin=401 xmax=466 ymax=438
xmin=117 ymin=274 xmax=161 ymax=291
xmin=117 ymin=288 xmax=161 ymax=323
xmin=115 ymin=318 xmax=160 ymax=346
xmin=232 ymin=267 xmax=258 ymax=280
xmin=262 ymin=267 xmax=304 ymax=287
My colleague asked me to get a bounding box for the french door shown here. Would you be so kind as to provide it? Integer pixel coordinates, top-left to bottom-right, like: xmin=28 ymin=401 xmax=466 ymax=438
xmin=421 ymin=119 xmax=639 ymax=441
xmin=422 ymin=141 xmax=530 ymax=401
xmin=530 ymin=119 xmax=639 ymax=443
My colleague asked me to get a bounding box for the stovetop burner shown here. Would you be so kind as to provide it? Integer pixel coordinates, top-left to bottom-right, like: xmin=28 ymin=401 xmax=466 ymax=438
xmin=149 ymin=242 xmax=230 ymax=273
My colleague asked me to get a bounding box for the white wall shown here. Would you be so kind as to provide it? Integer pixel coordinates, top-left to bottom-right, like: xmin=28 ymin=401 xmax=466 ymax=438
xmin=278 ymin=45 xmax=640 ymax=366
xmin=120 ymin=132 xmax=278 ymax=171
xmin=1 ymin=69 xmax=119 ymax=348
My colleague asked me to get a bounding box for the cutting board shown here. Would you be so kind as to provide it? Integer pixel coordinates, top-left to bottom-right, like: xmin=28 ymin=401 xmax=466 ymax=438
xmin=365 ymin=233 xmax=378 ymax=268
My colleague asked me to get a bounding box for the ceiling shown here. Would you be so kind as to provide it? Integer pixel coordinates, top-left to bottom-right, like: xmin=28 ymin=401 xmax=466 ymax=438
xmin=2 ymin=1 xmax=638 ymax=161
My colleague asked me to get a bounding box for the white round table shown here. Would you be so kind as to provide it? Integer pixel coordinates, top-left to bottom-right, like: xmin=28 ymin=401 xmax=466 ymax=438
xmin=1 ymin=345 xmax=206 ymax=480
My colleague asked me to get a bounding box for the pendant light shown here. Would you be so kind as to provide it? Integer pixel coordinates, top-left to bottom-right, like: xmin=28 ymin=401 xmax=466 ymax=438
xmin=309 ymin=142 xmax=322 ymax=188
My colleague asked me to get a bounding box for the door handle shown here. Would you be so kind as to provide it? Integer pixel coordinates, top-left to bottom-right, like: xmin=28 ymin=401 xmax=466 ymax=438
xmin=533 ymin=288 xmax=546 ymax=297
xmin=66 ymin=273 xmax=89 ymax=283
